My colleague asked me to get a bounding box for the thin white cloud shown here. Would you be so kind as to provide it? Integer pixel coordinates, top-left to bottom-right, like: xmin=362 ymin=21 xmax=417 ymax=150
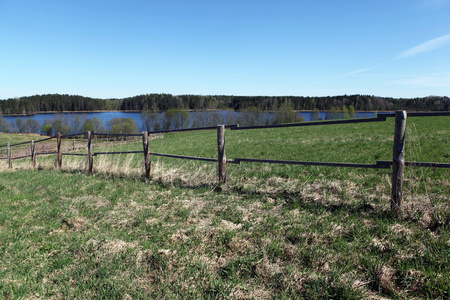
xmin=395 ymin=34 xmax=450 ymax=59
xmin=335 ymin=66 xmax=379 ymax=79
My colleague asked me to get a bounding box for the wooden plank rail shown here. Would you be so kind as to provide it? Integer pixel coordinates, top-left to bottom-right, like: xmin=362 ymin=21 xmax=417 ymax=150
xmin=11 ymin=155 xmax=31 ymax=160
xmin=94 ymin=132 xmax=143 ymax=137
xmin=35 ymin=152 xmax=58 ymax=156
xmin=61 ymin=132 xmax=88 ymax=138
xmin=229 ymin=116 xmax=387 ymax=131
xmin=232 ymin=158 xmax=392 ymax=169
xmin=147 ymin=124 xmax=238 ymax=134
xmin=378 ymin=160 xmax=450 ymax=169
xmin=0 ymin=140 xmax=32 ymax=148
xmin=33 ymin=136 xmax=56 ymax=144
xmin=378 ymin=111 xmax=450 ymax=118
xmin=150 ymin=152 xmax=218 ymax=163
xmin=404 ymin=161 xmax=450 ymax=168
xmin=94 ymin=151 xmax=144 ymax=156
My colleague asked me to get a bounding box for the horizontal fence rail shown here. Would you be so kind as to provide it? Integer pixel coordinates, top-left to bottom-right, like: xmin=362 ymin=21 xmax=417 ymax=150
xmin=93 ymin=132 xmax=143 ymax=137
xmin=146 ymin=124 xmax=239 ymax=134
xmin=61 ymin=132 xmax=88 ymax=138
xmin=33 ymin=136 xmax=57 ymax=144
xmin=229 ymin=116 xmax=387 ymax=131
xmin=378 ymin=111 xmax=450 ymax=118
xmin=5 ymin=140 xmax=32 ymax=147
xmin=35 ymin=152 xmax=58 ymax=156
xmin=404 ymin=161 xmax=450 ymax=168
xmin=151 ymin=152 xmax=219 ymax=163
xmin=0 ymin=136 xmax=56 ymax=149
xmin=94 ymin=151 xmax=144 ymax=156
xmin=232 ymin=158 xmax=392 ymax=169
xmin=11 ymin=155 xmax=31 ymax=160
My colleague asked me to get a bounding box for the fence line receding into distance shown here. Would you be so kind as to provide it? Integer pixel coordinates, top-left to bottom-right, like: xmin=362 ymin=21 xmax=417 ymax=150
xmin=1 ymin=111 xmax=449 ymax=216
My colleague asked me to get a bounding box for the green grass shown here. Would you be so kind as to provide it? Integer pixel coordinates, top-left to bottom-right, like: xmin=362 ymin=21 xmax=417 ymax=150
xmin=0 ymin=116 xmax=449 ymax=299
xmin=0 ymin=132 xmax=44 ymax=146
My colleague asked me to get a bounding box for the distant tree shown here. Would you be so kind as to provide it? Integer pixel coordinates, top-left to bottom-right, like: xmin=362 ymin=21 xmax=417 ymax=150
xmin=191 ymin=111 xmax=210 ymax=128
xmin=310 ymin=108 xmax=322 ymax=121
xmin=83 ymin=117 xmax=105 ymax=133
xmin=140 ymin=104 xmax=162 ymax=131
xmin=15 ymin=118 xmax=26 ymax=133
xmin=25 ymin=119 xmax=41 ymax=133
xmin=51 ymin=118 xmax=70 ymax=135
xmin=348 ymin=105 xmax=355 ymax=118
xmin=325 ymin=106 xmax=343 ymax=120
xmin=342 ymin=105 xmax=350 ymax=119
xmin=83 ymin=120 xmax=95 ymax=132
xmin=272 ymin=102 xmax=304 ymax=124
xmin=0 ymin=115 xmax=10 ymax=132
xmin=92 ymin=117 xmax=106 ymax=132
xmin=107 ymin=118 xmax=139 ymax=134
xmin=237 ymin=109 xmax=258 ymax=127
xmin=162 ymin=109 xmax=190 ymax=130
xmin=43 ymin=124 xmax=52 ymax=136
xmin=67 ymin=114 xmax=84 ymax=134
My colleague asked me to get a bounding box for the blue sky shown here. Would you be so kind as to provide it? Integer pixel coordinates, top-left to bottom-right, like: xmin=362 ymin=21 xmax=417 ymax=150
xmin=1 ymin=0 xmax=449 ymax=99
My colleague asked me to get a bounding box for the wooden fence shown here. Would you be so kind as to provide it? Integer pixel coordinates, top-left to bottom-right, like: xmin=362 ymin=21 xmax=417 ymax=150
xmin=1 ymin=111 xmax=449 ymax=216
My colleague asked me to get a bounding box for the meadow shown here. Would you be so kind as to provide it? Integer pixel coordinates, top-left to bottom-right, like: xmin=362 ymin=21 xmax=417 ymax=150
xmin=0 ymin=116 xmax=449 ymax=299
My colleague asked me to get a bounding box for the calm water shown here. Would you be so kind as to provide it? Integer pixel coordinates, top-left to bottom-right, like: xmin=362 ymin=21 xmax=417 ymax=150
xmin=3 ymin=110 xmax=376 ymax=131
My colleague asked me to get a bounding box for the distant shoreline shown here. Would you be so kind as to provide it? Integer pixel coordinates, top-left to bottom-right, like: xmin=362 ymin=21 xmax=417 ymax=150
xmin=2 ymin=109 xmax=390 ymax=117
xmin=2 ymin=110 xmax=140 ymax=116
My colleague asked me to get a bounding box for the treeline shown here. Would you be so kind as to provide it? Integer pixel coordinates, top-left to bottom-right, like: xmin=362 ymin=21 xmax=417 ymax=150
xmin=120 ymin=94 xmax=450 ymax=112
xmin=0 ymin=94 xmax=121 ymax=115
xmin=1 ymin=93 xmax=449 ymax=115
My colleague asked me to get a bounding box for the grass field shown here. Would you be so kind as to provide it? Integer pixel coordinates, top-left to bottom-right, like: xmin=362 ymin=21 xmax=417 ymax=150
xmin=0 ymin=116 xmax=449 ymax=299
xmin=0 ymin=132 xmax=43 ymax=146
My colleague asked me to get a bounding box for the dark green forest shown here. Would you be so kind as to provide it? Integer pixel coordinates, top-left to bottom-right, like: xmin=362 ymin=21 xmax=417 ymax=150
xmin=0 ymin=93 xmax=449 ymax=115
xmin=0 ymin=94 xmax=120 ymax=115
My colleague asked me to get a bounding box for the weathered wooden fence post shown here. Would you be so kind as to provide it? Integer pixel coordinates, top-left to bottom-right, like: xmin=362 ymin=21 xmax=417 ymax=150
xmin=142 ymin=131 xmax=151 ymax=178
xmin=87 ymin=131 xmax=94 ymax=174
xmin=31 ymin=140 xmax=36 ymax=168
xmin=217 ymin=125 xmax=226 ymax=183
xmin=391 ymin=110 xmax=407 ymax=216
xmin=7 ymin=142 xmax=12 ymax=169
xmin=57 ymin=132 xmax=62 ymax=168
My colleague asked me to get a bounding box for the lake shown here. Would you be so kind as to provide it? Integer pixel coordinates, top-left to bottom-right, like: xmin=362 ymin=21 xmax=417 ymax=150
xmin=2 ymin=110 xmax=376 ymax=133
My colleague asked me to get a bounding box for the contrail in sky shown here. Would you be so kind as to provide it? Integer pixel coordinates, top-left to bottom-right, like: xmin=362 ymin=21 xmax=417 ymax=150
xmin=395 ymin=33 xmax=450 ymax=59
xmin=335 ymin=66 xmax=379 ymax=79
